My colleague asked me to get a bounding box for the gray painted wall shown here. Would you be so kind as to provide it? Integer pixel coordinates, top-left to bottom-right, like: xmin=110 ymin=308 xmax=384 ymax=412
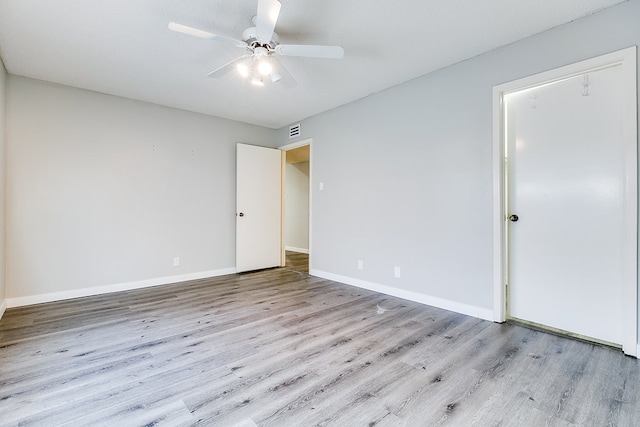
xmin=6 ymin=77 xmax=277 ymax=299
xmin=285 ymin=161 xmax=310 ymax=251
xmin=279 ymin=0 xmax=640 ymax=318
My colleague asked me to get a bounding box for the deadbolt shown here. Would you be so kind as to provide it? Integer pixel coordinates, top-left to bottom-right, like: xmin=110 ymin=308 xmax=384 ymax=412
xmin=508 ymin=214 xmax=519 ymax=222
xmin=238 ymin=212 xmax=245 ymax=217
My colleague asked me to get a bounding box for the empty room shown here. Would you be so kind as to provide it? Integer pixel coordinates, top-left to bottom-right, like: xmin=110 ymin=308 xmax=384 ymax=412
xmin=1 ymin=0 xmax=640 ymax=425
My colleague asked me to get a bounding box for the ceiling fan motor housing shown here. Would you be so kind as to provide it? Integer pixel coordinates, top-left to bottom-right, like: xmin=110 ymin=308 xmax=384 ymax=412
xmin=242 ymin=27 xmax=279 ymax=51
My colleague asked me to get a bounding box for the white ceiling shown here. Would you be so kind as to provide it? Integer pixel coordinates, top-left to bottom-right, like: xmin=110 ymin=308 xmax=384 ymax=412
xmin=0 ymin=0 xmax=626 ymax=129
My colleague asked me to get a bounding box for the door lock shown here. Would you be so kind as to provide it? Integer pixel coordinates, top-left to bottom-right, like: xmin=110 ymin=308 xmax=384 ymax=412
xmin=238 ymin=212 xmax=245 ymax=217
xmin=508 ymin=214 xmax=519 ymax=222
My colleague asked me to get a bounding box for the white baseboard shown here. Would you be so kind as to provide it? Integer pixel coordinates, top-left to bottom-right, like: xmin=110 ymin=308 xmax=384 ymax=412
xmin=0 ymin=299 xmax=6 ymax=320
xmin=285 ymin=246 xmax=309 ymax=254
xmin=310 ymin=269 xmax=494 ymax=321
xmin=6 ymin=267 xmax=237 ymax=308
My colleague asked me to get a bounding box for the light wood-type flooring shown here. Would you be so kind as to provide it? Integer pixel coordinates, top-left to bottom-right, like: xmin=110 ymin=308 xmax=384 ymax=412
xmin=1 ymin=267 xmax=639 ymax=426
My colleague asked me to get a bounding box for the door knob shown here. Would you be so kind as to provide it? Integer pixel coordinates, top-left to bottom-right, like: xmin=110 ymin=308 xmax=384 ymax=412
xmin=509 ymin=214 xmax=519 ymax=222
xmin=238 ymin=212 xmax=245 ymax=217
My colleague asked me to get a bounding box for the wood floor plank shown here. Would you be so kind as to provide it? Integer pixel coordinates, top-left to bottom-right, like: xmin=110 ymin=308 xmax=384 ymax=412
xmin=192 ymin=316 xmax=428 ymax=425
xmin=2 ymin=262 xmax=639 ymax=426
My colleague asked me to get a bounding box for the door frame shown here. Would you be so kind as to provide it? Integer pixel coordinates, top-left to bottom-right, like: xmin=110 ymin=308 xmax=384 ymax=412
xmin=279 ymin=138 xmax=313 ymax=271
xmin=492 ymin=47 xmax=638 ymax=356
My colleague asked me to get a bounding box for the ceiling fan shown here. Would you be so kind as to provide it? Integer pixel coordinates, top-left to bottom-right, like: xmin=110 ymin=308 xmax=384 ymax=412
xmin=169 ymin=0 xmax=344 ymax=88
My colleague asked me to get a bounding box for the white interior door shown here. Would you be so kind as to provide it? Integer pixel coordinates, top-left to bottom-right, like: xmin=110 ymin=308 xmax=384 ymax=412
xmin=506 ymin=65 xmax=628 ymax=346
xmin=236 ymin=143 xmax=282 ymax=273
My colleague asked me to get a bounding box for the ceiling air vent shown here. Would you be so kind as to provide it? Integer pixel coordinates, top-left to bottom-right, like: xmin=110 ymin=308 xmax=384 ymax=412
xmin=289 ymin=123 xmax=301 ymax=139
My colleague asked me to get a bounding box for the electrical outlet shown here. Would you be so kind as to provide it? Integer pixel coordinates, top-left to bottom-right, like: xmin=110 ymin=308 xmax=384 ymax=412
xmin=394 ymin=266 xmax=401 ymax=278
xmin=173 ymin=257 xmax=180 ymax=267
xmin=357 ymin=260 xmax=363 ymax=270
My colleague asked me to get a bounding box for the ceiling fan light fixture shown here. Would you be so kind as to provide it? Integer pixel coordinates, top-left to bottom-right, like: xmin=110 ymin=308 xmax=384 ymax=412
xmin=257 ymin=58 xmax=273 ymax=76
xmin=251 ymin=76 xmax=265 ymax=86
xmin=237 ymin=62 xmax=250 ymax=77
xmin=271 ymin=73 xmax=282 ymax=83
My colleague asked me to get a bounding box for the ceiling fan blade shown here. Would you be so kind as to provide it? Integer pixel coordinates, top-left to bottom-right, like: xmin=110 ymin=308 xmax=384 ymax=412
xmin=207 ymin=55 xmax=251 ymax=78
xmin=275 ymin=44 xmax=344 ymax=59
xmin=168 ymin=22 xmax=246 ymax=47
xmin=271 ymin=57 xmax=297 ymax=89
xmin=256 ymin=0 xmax=281 ymax=43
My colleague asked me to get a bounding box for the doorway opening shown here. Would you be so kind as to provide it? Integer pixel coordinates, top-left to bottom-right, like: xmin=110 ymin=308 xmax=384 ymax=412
xmin=280 ymin=139 xmax=312 ymax=274
xmin=492 ymin=47 xmax=637 ymax=356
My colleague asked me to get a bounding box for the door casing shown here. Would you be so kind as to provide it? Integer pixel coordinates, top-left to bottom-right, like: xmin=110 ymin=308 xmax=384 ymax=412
xmin=492 ymin=47 xmax=638 ymax=356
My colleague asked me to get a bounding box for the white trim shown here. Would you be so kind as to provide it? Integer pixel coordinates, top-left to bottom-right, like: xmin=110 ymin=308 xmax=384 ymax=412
xmin=492 ymin=83 xmax=506 ymax=323
xmin=492 ymin=46 xmax=638 ymax=357
xmin=6 ymin=268 xmax=237 ymax=308
xmin=285 ymin=246 xmax=309 ymax=254
xmin=278 ymin=138 xmax=312 ymax=151
xmin=308 ymin=142 xmax=313 ymax=272
xmin=311 ymin=269 xmax=494 ymax=321
xmin=621 ymin=47 xmax=638 ymax=357
xmin=0 ymin=299 xmax=7 ymax=319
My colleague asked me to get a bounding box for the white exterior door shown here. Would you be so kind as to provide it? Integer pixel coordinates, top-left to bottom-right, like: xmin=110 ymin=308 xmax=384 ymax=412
xmin=236 ymin=143 xmax=282 ymax=273
xmin=506 ymin=65 xmax=629 ymax=346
